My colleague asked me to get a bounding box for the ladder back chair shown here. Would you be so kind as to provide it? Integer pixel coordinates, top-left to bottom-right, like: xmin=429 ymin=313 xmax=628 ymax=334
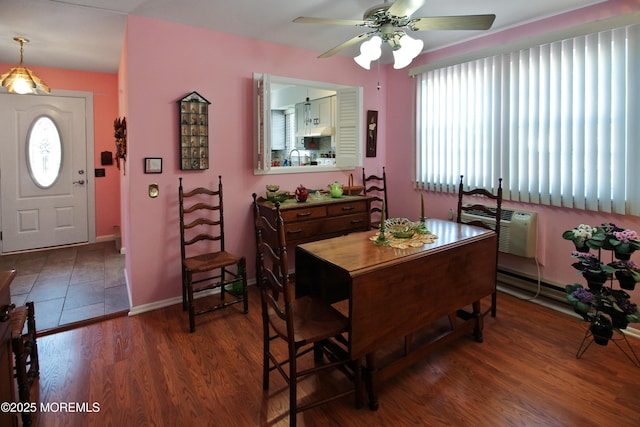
xmin=10 ymin=301 xmax=39 ymax=427
xmin=456 ymin=175 xmax=503 ymax=317
xmin=252 ymin=194 xmax=362 ymax=426
xmin=362 ymin=166 xmax=388 ymax=229
xmin=179 ymin=176 xmax=248 ymax=332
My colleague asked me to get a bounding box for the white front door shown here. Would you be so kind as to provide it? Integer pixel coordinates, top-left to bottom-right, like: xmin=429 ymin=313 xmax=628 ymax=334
xmin=0 ymin=92 xmax=94 ymax=253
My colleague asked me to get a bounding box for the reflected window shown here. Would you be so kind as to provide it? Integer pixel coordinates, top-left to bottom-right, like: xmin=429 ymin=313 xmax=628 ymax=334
xmin=27 ymin=116 xmax=62 ymax=188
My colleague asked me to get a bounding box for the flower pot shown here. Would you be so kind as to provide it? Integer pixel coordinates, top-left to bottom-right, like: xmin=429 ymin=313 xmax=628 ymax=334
xmin=574 ymin=243 xmax=590 ymax=253
xmin=590 ymin=322 xmax=613 ymax=346
xmin=610 ymin=312 xmax=629 ymax=330
xmin=614 ymin=251 xmax=631 ymax=261
xmin=615 ymin=271 xmax=637 ymax=290
xmin=602 ymin=239 xmax=616 ymax=251
xmin=582 ymin=271 xmax=607 ymax=292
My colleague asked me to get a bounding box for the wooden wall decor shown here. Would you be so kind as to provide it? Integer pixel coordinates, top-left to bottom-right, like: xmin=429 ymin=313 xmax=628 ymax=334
xmin=179 ymin=91 xmax=211 ymax=170
xmin=114 ymin=116 xmax=126 ymax=171
xmin=366 ymin=110 xmax=378 ymax=158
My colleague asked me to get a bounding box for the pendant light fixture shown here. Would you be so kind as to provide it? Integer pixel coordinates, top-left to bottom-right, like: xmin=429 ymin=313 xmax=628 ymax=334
xmin=1 ymin=37 xmax=51 ymax=95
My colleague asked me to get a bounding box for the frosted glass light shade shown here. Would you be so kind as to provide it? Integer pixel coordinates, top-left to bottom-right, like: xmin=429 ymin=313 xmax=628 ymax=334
xmin=354 ymin=36 xmax=382 ymax=69
xmin=393 ymin=34 xmax=424 ymax=69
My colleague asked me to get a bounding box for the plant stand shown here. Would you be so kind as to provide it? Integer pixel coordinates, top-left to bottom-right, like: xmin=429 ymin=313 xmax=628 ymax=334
xmin=576 ymin=325 xmax=640 ymax=368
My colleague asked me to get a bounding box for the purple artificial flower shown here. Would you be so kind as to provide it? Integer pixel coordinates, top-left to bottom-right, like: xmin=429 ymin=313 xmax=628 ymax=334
xmin=617 ymin=298 xmax=638 ymax=314
xmin=571 ymin=287 xmax=596 ymax=304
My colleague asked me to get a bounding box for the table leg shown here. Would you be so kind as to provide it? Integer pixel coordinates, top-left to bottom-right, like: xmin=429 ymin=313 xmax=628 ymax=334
xmin=473 ymin=301 xmax=484 ymax=343
xmin=365 ymin=352 xmax=379 ymax=410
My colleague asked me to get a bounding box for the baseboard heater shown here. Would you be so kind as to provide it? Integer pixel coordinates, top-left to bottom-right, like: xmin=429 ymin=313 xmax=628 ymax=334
xmin=497 ymin=268 xmax=568 ymax=304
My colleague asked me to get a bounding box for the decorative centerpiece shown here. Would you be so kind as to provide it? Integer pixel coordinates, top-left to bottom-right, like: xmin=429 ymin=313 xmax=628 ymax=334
xmin=385 ymin=218 xmax=418 ymax=239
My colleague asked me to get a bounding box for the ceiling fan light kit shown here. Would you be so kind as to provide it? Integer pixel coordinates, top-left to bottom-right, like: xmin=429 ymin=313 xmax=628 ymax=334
xmin=294 ymin=0 xmax=495 ymax=70
xmin=354 ymin=36 xmax=382 ymax=69
xmin=1 ymin=37 xmax=51 ymax=95
xmin=391 ymin=33 xmax=424 ymax=69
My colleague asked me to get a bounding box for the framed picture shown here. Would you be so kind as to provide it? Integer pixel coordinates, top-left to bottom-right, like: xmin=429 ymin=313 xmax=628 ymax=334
xmin=366 ymin=110 xmax=378 ymax=158
xmin=144 ymin=157 xmax=163 ymax=174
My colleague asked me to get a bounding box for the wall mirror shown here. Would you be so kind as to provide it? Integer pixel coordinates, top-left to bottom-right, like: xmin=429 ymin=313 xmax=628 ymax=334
xmin=253 ymin=73 xmax=363 ymax=175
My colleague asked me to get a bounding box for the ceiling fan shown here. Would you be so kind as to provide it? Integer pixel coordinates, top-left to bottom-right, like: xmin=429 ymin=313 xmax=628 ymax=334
xmin=293 ymin=0 xmax=496 ymax=68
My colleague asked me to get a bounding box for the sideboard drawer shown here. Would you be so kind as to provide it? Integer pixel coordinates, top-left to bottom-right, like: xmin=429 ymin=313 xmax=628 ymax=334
xmin=285 ymin=213 xmax=369 ymax=241
xmin=281 ymin=205 xmax=327 ymax=223
xmin=256 ymin=196 xmax=371 ymax=247
xmin=327 ymin=201 xmax=367 ymax=216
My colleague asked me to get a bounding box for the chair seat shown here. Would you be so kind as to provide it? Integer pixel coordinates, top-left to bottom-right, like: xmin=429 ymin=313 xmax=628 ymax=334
xmin=269 ymin=296 xmax=348 ymax=346
xmin=10 ymin=301 xmax=39 ymax=427
xmin=183 ymin=250 xmax=243 ymax=274
xmin=10 ymin=305 xmax=27 ymax=339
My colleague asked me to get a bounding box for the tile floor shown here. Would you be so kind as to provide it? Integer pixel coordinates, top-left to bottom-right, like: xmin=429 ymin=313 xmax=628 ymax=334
xmin=0 ymin=241 xmax=129 ymax=331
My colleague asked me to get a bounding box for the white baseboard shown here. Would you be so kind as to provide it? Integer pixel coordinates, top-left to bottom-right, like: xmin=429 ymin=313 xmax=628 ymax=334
xmin=128 ymin=280 xmax=255 ymax=317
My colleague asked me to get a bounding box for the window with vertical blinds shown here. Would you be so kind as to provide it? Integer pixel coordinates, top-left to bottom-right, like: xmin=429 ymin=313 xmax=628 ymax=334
xmin=415 ymin=24 xmax=640 ymax=216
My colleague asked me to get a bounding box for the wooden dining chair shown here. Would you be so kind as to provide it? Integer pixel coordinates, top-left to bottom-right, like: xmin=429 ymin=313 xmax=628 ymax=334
xmin=252 ymin=193 xmax=362 ymax=426
xmin=362 ymin=166 xmax=388 ymax=228
xmin=456 ymin=175 xmax=503 ymax=317
xmin=10 ymin=301 xmax=39 ymax=427
xmin=179 ymin=176 xmax=248 ymax=332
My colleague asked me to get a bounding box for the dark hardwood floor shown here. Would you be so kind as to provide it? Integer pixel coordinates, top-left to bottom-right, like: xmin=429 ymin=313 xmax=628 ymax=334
xmin=29 ymin=287 xmax=639 ymax=426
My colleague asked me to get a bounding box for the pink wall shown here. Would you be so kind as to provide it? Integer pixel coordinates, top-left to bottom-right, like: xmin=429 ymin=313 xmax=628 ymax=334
xmin=122 ymin=16 xmax=387 ymax=307
xmin=0 ymin=63 xmax=120 ymax=238
xmin=385 ymin=0 xmax=640 ymax=301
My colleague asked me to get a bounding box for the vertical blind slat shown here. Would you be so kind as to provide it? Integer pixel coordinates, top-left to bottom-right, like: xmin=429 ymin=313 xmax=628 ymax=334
xmin=415 ymin=24 xmax=640 ymax=216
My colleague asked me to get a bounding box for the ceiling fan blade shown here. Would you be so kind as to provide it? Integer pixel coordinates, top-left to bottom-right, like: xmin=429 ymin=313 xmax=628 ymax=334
xmin=293 ymin=16 xmax=366 ymax=26
xmin=318 ymin=33 xmax=374 ymax=58
xmin=387 ymin=0 xmax=427 ymax=18
xmin=410 ymin=14 xmax=496 ymax=31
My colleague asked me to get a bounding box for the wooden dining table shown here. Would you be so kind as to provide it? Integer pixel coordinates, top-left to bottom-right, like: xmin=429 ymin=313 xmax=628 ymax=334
xmin=295 ymin=218 xmax=497 ymax=409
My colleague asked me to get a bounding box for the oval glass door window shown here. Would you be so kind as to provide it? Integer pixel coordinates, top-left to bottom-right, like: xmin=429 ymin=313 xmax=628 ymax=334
xmin=27 ymin=116 xmax=62 ymax=188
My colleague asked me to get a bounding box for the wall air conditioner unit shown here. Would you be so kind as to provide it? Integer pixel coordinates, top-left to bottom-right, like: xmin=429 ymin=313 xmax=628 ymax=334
xmin=461 ymin=205 xmax=538 ymax=258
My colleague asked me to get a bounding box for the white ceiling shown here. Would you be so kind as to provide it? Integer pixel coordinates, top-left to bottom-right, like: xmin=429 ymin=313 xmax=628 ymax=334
xmin=0 ymin=0 xmax=606 ymax=74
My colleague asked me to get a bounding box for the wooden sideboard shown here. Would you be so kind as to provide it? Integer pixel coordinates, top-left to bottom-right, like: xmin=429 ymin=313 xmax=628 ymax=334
xmin=1 ymin=270 xmax=17 ymax=427
xmin=255 ymin=195 xmax=371 ymax=246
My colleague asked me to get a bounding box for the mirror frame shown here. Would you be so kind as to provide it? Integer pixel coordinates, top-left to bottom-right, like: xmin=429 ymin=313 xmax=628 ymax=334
xmin=254 ymin=73 xmax=363 ymax=175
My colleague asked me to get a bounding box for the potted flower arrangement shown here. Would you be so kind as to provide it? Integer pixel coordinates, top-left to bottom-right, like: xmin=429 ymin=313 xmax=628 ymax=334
xmin=588 ymin=223 xmax=640 ymax=260
xmin=608 ymin=260 xmax=640 ymax=290
xmin=562 ymin=224 xmax=599 ymax=252
xmin=566 ymin=283 xmax=640 ymax=344
xmin=564 ymin=222 xmax=640 ymax=347
xmin=570 ymin=251 xmax=614 ymax=291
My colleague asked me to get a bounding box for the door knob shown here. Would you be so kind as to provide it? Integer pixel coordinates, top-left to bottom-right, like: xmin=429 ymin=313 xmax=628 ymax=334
xmin=73 ymin=180 xmax=85 ymax=185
